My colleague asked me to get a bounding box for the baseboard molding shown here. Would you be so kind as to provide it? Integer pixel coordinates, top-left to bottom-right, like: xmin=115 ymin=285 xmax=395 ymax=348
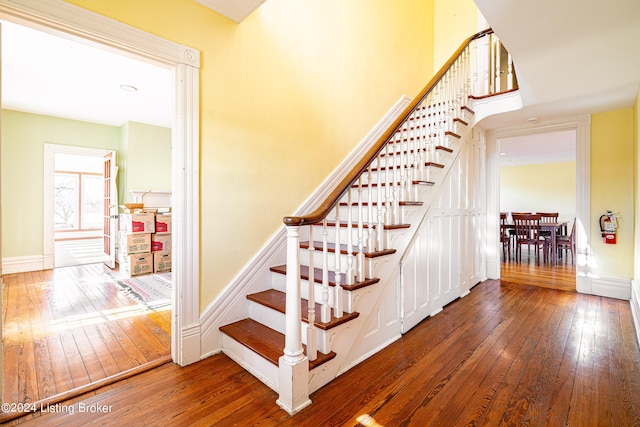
xmin=199 ymin=95 xmax=412 ymax=358
xmin=586 ymin=275 xmax=632 ymax=300
xmin=2 ymin=256 xmax=46 ymax=274
xmin=630 ymin=281 xmax=640 ymax=349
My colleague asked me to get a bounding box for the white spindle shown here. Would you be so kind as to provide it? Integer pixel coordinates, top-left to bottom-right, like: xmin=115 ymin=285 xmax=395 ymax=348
xmin=345 ymin=189 xmax=355 ymax=286
xmin=356 ymin=175 xmax=365 ymax=282
xmin=376 ymin=145 xmax=387 ymax=251
xmin=333 ymin=206 xmax=343 ymax=318
xmin=306 ymin=226 xmax=317 ymax=361
xmin=320 ymin=220 xmax=331 ymax=323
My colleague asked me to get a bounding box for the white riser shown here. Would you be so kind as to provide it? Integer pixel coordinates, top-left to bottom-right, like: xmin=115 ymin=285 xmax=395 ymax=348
xmin=222 ymin=334 xmax=279 ymax=392
xmin=248 ymin=298 xmax=352 ymax=355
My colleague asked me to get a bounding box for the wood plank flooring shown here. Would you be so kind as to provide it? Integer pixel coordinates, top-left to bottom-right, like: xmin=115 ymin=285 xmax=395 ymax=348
xmin=501 ymin=247 xmax=576 ymax=292
xmin=2 ymin=264 xmax=171 ymax=411
xmin=5 ymin=273 xmax=639 ymax=425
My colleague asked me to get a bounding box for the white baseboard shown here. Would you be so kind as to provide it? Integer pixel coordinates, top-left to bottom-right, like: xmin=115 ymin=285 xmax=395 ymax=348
xmin=2 ymin=256 xmax=46 ymax=274
xmin=585 ymin=275 xmax=632 ymax=300
xmin=630 ymin=281 xmax=640 ymax=349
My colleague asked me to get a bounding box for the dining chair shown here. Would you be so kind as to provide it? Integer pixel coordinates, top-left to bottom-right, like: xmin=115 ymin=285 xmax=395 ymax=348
xmin=512 ymin=213 xmax=547 ymax=265
xmin=556 ymin=218 xmax=576 ymax=265
xmin=500 ymin=212 xmax=511 ymax=261
xmin=537 ymin=212 xmax=559 ymax=238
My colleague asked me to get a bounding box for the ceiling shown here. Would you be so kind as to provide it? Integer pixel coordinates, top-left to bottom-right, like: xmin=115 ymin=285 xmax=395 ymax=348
xmin=2 ymin=1 xmax=639 ymax=164
xmin=474 ymin=0 xmax=640 ymax=130
xmin=1 ymin=21 xmax=173 ymax=128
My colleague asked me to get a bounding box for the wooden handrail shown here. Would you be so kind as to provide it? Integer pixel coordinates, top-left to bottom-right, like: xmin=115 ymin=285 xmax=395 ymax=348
xmin=283 ymin=28 xmax=494 ymax=227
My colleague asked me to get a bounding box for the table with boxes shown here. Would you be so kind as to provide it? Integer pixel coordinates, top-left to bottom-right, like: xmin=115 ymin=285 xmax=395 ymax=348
xmin=118 ymin=211 xmax=172 ymax=277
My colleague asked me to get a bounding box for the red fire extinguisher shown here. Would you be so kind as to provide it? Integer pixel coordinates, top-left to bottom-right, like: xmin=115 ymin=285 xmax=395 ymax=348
xmin=599 ymin=211 xmax=618 ymax=244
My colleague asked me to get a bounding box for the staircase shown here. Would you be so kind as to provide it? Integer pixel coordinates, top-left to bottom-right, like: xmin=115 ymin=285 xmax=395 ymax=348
xmin=218 ymin=29 xmax=517 ymax=414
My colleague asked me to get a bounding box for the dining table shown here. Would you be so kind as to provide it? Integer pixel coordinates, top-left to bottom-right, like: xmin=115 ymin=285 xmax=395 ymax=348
xmin=501 ymin=220 xmax=568 ymax=265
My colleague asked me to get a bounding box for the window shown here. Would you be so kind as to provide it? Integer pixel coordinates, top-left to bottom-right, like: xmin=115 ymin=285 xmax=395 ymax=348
xmin=55 ymin=172 xmax=103 ymax=231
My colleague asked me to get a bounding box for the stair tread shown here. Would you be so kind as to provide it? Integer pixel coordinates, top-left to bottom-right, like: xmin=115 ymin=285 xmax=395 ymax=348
xmin=315 ymin=221 xmax=411 ymax=231
xmin=270 ymin=264 xmax=380 ymax=291
xmin=339 ymin=200 xmax=423 ymax=207
xmin=220 ymin=318 xmax=336 ymax=369
xmin=370 ymin=161 xmax=445 ymax=172
xmin=247 ymin=289 xmax=360 ymax=330
xmin=300 ymin=241 xmax=396 ymax=258
xmin=352 ymin=180 xmax=435 ymax=188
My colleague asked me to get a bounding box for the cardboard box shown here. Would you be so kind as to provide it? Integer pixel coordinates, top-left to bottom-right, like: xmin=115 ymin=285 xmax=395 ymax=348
xmin=120 ymin=212 xmax=155 ymax=234
xmin=154 ymin=252 xmax=172 ymax=273
xmin=155 ymin=214 xmax=172 ymax=234
xmin=152 ymin=233 xmax=172 ymax=252
xmin=119 ymin=233 xmax=151 ymax=255
xmin=119 ymin=253 xmax=153 ymax=277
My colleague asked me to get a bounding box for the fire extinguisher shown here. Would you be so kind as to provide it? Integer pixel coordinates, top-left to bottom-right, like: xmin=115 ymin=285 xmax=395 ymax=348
xmin=599 ymin=211 xmax=619 ymax=244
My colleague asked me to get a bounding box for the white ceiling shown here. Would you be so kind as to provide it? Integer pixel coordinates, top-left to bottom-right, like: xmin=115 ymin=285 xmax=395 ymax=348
xmin=499 ymin=130 xmax=576 ymax=167
xmin=474 ymin=0 xmax=640 ymax=130
xmin=195 ymin=0 xmax=266 ymax=23
xmin=1 ymin=21 xmax=173 ymax=128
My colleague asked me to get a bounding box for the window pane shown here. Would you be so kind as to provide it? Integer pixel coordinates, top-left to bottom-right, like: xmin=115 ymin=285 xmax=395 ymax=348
xmin=55 ymin=173 xmax=79 ymax=230
xmin=81 ymin=175 xmax=104 ymax=229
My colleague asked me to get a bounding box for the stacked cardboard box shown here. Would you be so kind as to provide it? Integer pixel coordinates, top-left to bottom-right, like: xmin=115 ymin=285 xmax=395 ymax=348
xmin=152 ymin=213 xmax=172 ymax=273
xmin=118 ymin=212 xmax=155 ymax=277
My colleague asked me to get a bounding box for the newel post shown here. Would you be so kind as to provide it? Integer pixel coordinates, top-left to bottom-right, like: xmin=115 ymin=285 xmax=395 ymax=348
xmin=277 ymin=222 xmax=311 ymax=415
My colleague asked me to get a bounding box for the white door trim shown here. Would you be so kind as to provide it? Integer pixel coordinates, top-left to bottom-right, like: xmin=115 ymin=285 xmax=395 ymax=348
xmin=486 ymin=115 xmax=590 ymax=291
xmin=0 ymin=0 xmax=201 ymax=366
xmin=43 ymin=143 xmax=112 ymax=269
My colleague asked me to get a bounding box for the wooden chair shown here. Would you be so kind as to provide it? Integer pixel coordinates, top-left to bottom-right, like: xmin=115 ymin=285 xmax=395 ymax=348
xmin=537 ymin=212 xmax=559 ymax=238
xmin=500 ymin=212 xmax=511 ymax=261
xmin=556 ymin=219 xmax=576 ymax=265
xmin=512 ymin=213 xmax=548 ymax=265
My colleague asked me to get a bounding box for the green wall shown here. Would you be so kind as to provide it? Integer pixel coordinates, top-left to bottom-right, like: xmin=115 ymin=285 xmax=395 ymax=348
xmin=1 ymin=110 xmax=120 ymax=258
xmin=1 ymin=109 xmax=170 ymax=259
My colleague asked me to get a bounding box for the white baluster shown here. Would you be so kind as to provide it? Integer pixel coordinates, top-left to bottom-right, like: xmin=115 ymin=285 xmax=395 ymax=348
xmin=356 ymin=175 xmax=365 ymax=282
xmin=367 ymin=164 xmax=376 ymax=254
xmin=306 ymin=225 xmax=317 ymax=361
xmin=333 ymin=206 xmax=343 ymax=318
xmin=320 ymin=220 xmax=331 ymax=323
xmin=345 ymin=188 xmax=354 ymax=286
xmin=376 ymin=147 xmax=386 ymax=251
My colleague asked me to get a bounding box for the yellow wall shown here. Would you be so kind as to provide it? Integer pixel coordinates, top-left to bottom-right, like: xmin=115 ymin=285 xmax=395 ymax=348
xmin=500 ymin=162 xmax=576 ymax=223
xmin=434 ymin=0 xmax=479 ymax=71
xmin=634 ymin=87 xmax=640 ymax=285
xmin=65 ymin=0 xmax=439 ymax=309
xmin=591 ymin=108 xmax=635 ymax=278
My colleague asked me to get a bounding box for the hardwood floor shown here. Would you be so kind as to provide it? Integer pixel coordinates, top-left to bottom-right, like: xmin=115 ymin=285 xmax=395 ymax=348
xmin=4 ymin=275 xmax=639 ymax=426
xmin=501 ymin=246 xmax=576 ymax=292
xmin=1 ymin=264 xmax=171 ymax=415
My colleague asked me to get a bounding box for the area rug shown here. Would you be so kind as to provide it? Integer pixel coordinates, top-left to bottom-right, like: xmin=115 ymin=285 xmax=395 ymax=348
xmin=112 ymin=272 xmax=172 ymax=309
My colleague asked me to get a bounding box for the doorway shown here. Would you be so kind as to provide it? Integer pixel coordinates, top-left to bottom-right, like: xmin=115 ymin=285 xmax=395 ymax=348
xmin=487 ymin=117 xmax=590 ymax=292
xmin=49 ymin=147 xmax=107 ymax=268
xmin=0 ymin=0 xmax=201 ymax=407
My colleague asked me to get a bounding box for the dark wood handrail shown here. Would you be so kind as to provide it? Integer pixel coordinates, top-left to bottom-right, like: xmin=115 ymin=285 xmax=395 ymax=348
xmin=283 ymin=28 xmax=494 ymax=227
